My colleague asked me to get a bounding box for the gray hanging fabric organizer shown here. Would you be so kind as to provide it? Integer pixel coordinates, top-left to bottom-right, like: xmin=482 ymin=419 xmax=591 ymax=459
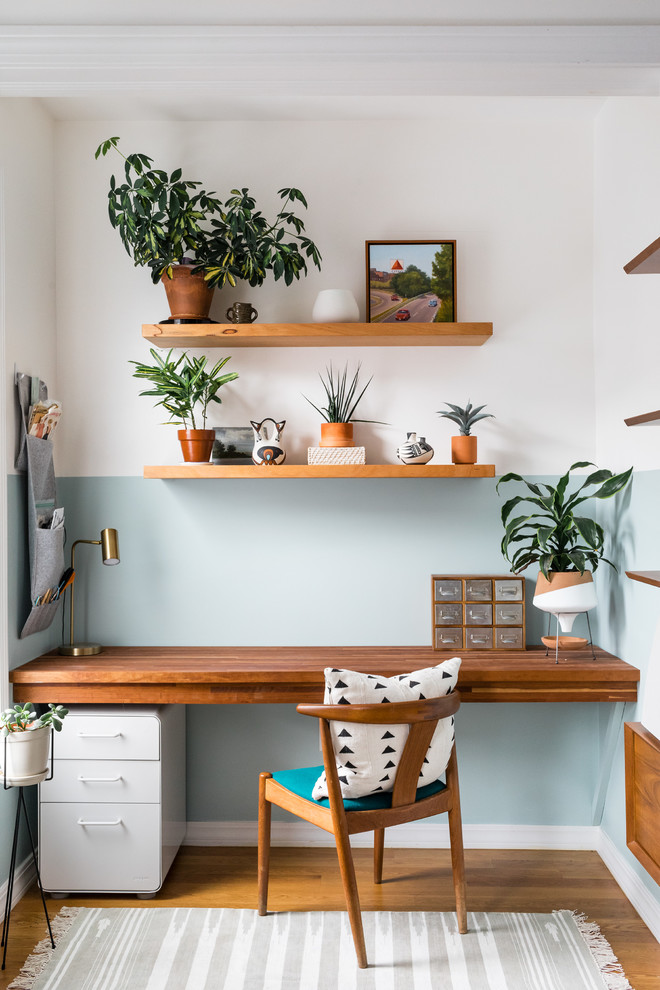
xmin=15 ymin=373 xmax=66 ymax=637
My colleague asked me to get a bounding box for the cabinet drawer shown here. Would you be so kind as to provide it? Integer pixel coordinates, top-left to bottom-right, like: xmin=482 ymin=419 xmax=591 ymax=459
xmin=435 ymin=627 xmax=463 ymax=649
xmin=55 ymin=714 xmax=160 ymax=761
xmin=465 ymin=604 xmax=492 ymax=626
xmin=495 ymin=627 xmax=524 ymax=649
xmin=40 ymin=760 xmax=159 ymax=804
xmin=465 ymin=579 xmax=492 ymax=601
xmin=465 ymin=628 xmax=493 ymax=649
xmin=434 ymin=603 xmax=462 ymax=625
xmin=494 ymin=579 xmax=523 ymax=601
xmin=433 ymin=579 xmax=462 ymax=601
xmin=40 ymin=802 xmax=161 ymax=893
xmin=494 ymin=604 xmax=524 ymax=626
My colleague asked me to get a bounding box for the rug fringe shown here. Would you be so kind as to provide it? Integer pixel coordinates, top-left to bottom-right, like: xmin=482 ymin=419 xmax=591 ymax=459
xmin=7 ymin=906 xmax=81 ymax=990
xmin=568 ymin=911 xmax=634 ymax=990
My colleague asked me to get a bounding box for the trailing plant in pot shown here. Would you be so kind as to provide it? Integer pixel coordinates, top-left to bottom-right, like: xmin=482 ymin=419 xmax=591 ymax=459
xmin=130 ymin=347 xmax=238 ymax=463
xmin=497 ymin=461 xmax=632 ymax=638
xmin=1 ymin=703 xmax=68 ymax=785
xmin=95 ymin=137 xmax=322 ymax=320
xmin=303 ymin=363 xmax=383 ymax=447
xmin=437 ymin=401 xmax=494 ymax=464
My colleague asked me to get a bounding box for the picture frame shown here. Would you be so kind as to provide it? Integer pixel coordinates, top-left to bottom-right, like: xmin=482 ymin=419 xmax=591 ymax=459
xmin=365 ymin=240 xmax=456 ymax=323
xmin=212 ymin=427 xmax=254 ymax=464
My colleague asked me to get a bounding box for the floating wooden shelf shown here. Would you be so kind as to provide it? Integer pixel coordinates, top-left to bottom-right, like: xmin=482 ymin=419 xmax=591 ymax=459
xmin=142 ymin=321 xmax=493 ymax=348
xmin=626 ymin=571 xmax=660 ymax=588
xmin=624 ymin=410 xmax=660 ymax=427
xmin=143 ymin=463 xmax=496 ymax=480
xmin=624 ymin=236 xmax=660 ymax=275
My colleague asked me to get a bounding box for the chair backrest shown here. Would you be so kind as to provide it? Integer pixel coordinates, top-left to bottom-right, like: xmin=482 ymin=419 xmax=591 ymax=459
xmin=298 ymin=693 xmax=460 ymax=808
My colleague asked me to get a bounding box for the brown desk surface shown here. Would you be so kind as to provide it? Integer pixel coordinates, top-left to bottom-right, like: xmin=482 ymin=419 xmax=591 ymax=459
xmin=9 ymin=646 xmax=639 ymax=705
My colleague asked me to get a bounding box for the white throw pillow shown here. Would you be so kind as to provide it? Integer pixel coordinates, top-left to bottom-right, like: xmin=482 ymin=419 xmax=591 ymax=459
xmin=312 ymin=656 xmax=461 ymax=802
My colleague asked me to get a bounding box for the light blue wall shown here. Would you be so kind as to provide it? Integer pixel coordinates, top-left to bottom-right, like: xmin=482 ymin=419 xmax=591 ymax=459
xmin=52 ymin=473 xmax=601 ymax=826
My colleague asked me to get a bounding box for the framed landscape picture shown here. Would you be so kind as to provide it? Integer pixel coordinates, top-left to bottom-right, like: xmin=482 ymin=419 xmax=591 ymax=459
xmin=212 ymin=427 xmax=253 ymax=464
xmin=365 ymin=240 xmax=456 ymax=323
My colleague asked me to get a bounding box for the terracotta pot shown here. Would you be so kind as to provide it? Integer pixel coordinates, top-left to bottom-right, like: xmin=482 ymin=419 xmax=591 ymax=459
xmin=178 ymin=429 xmax=215 ymax=463
xmin=533 ymin=570 xmax=597 ymax=633
xmin=451 ymin=435 xmax=477 ymax=464
xmin=320 ymin=422 xmax=354 ymax=447
xmin=161 ymin=265 xmax=214 ymax=322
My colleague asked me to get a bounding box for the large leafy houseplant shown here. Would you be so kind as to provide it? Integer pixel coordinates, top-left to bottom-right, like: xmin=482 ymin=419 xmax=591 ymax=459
xmin=497 ymin=461 xmax=632 ymax=578
xmin=130 ymin=348 xmax=238 ymax=430
xmin=95 ymin=137 xmax=322 ymax=293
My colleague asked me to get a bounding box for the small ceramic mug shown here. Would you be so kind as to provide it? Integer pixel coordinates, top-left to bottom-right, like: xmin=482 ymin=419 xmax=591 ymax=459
xmin=226 ymin=302 xmax=258 ymax=324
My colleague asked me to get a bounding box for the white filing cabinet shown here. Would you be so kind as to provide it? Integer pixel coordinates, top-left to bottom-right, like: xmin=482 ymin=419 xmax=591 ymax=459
xmin=39 ymin=705 xmax=185 ymax=896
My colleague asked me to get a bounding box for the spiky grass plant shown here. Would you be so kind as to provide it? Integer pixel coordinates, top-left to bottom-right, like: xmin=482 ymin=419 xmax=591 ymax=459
xmin=303 ymin=363 xmax=382 ymax=423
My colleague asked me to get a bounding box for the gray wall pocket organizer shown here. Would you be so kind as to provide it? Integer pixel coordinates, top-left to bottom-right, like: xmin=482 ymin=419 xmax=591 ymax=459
xmin=15 ymin=372 xmax=65 ymax=637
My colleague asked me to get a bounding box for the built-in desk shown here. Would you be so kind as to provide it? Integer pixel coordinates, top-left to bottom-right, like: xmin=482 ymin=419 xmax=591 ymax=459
xmin=9 ymin=645 xmax=639 ymax=706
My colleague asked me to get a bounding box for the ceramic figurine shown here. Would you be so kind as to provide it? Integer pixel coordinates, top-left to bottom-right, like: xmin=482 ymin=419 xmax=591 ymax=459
xmin=251 ymin=419 xmax=286 ymax=466
xmin=396 ymin=432 xmax=434 ymax=465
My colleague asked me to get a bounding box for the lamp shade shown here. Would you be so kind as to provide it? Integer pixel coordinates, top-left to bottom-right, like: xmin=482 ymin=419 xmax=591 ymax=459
xmin=101 ymin=528 xmax=120 ymax=565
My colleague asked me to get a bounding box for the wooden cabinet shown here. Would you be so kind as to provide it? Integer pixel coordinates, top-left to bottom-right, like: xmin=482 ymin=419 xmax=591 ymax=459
xmin=432 ymin=574 xmax=526 ymax=651
xmin=39 ymin=705 xmax=185 ymax=896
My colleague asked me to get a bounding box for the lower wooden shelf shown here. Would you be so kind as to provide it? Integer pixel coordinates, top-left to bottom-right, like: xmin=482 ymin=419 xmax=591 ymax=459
xmin=143 ymin=463 xmax=496 ymax=479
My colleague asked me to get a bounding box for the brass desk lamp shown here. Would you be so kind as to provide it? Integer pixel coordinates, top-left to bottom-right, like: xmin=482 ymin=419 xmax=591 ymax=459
xmin=59 ymin=528 xmax=120 ymax=656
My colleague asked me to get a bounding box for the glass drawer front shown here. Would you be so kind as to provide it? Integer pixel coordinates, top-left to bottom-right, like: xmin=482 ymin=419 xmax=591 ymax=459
xmin=465 ymin=628 xmax=493 ymax=649
xmin=466 ymin=579 xmax=492 ymax=601
xmin=494 ymin=604 xmax=524 ymax=626
xmin=495 ymin=627 xmax=524 ymax=649
xmin=435 ymin=627 xmax=463 ymax=649
xmin=494 ymin=579 xmax=523 ymax=601
xmin=435 ymin=603 xmax=462 ymax=625
xmin=434 ymin=579 xmax=462 ymax=601
xmin=465 ymin=604 xmax=492 ymax=625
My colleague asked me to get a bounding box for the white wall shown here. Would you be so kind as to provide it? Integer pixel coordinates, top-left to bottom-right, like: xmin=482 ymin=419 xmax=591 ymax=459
xmin=56 ymin=101 xmax=597 ymax=478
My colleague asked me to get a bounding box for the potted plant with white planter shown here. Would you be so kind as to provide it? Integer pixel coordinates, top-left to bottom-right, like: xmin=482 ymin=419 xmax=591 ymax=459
xmin=437 ymin=400 xmax=494 ymax=464
xmin=1 ymin=703 xmax=68 ymax=785
xmin=497 ymin=461 xmax=632 ymax=641
xmin=130 ymin=347 xmax=239 ymax=462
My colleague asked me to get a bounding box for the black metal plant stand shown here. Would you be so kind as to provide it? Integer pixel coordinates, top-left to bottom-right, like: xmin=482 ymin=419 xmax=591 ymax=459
xmin=1 ymin=735 xmax=55 ymax=970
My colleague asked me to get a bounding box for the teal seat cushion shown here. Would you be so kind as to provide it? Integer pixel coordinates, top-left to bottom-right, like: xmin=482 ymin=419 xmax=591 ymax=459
xmin=272 ymin=765 xmax=446 ymax=812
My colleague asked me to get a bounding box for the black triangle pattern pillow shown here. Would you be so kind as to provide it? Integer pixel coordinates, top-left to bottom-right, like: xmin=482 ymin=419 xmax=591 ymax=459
xmin=312 ymin=657 xmax=461 ymax=801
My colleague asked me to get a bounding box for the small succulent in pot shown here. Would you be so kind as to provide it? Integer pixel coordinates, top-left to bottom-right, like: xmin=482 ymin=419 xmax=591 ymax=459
xmin=437 ymin=401 xmax=494 ymax=465
xmin=1 ymin=703 xmax=68 ymax=735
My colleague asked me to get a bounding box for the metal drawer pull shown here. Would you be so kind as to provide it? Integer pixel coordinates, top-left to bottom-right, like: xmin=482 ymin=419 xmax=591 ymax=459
xmin=77 ymin=731 xmax=123 ymax=738
xmin=501 ymin=636 xmax=518 ymax=643
xmin=77 ymin=818 xmax=123 ymax=826
xmin=500 ymin=587 xmax=517 ymax=596
xmin=500 ymin=612 xmax=518 ymax=621
xmin=470 ymin=636 xmax=488 ymax=643
xmin=77 ymin=775 xmax=123 ymax=782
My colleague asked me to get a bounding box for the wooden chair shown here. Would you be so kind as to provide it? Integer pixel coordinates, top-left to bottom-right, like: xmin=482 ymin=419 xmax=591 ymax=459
xmin=258 ymin=692 xmax=467 ymax=969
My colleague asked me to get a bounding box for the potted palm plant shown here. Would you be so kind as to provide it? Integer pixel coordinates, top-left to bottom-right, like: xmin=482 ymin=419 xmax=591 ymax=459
xmin=1 ymin=703 xmax=68 ymax=785
xmin=95 ymin=137 xmax=322 ymax=320
xmin=130 ymin=347 xmax=238 ymax=462
xmin=497 ymin=461 xmax=632 ymax=637
xmin=437 ymin=401 xmax=494 ymax=464
xmin=303 ymin=363 xmax=383 ymax=447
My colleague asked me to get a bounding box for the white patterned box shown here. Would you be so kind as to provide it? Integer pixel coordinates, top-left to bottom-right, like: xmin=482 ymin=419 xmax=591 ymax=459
xmin=307 ymin=446 xmax=366 ymax=465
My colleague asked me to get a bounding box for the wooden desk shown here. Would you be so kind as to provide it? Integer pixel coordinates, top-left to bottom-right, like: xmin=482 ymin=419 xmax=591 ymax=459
xmin=9 ymin=645 xmax=639 ymax=706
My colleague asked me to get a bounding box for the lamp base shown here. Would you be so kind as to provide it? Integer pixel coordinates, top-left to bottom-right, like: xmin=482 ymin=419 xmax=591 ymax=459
xmin=58 ymin=643 xmax=103 ymax=657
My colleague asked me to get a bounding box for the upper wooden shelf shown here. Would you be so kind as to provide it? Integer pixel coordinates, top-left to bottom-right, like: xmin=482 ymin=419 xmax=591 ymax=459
xmin=624 ymin=236 xmax=660 ymax=274
xmin=144 ymin=463 xmax=496 ymax=480
xmin=626 ymin=571 xmax=660 ymax=588
xmin=142 ymin=321 xmax=493 ymax=348
xmin=624 ymin=410 xmax=660 ymax=427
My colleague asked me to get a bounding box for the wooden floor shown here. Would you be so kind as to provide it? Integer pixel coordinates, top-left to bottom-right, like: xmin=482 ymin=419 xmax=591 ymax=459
xmin=2 ymin=847 xmax=659 ymax=988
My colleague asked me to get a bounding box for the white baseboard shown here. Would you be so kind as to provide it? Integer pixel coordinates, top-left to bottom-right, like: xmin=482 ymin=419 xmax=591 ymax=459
xmin=597 ymin=830 xmax=660 ymax=942
xmin=0 ymin=854 xmax=35 ymax=912
xmin=184 ymin=820 xmax=601 ymax=850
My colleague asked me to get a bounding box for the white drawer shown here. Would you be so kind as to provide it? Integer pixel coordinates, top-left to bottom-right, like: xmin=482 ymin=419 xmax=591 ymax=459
xmin=40 ymin=802 xmax=161 ymax=893
xmin=55 ymin=714 xmax=160 ymax=761
xmin=40 ymin=760 xmax=159 ymax=804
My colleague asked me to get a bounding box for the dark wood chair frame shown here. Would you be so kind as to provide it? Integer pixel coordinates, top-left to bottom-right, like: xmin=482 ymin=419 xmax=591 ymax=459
xmin=258 ymin=692 xmax=467 ymax=968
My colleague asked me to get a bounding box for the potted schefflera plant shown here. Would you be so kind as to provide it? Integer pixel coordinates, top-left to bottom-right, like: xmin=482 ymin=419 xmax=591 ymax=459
xmin=497 ymin=461 xmax=632 ymax=638
xmin=1 ymin=703 xmax=68 ymax=785
xmin=303 ymin=363 xmax=383 ymax=447
xmin=130 ymin=347 xmax=238 ymax=463
xmin=437 ymin=400 xmax=494 ymax=464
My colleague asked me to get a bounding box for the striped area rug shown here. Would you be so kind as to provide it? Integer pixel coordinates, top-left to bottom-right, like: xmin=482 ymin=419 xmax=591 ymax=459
xmin=9 ymin=907 xmax=632 ymax=990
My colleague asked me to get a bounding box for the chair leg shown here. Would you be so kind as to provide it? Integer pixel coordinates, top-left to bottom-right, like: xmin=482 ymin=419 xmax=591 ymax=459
xmin=446 ymin=751 xmax=467 ymax=934
xmin=257 ymin=772 xmax=272 ymax=916
xmin=334 ymin=824 xmax=368 ymax=968
xmin=373 ymin=828 xmax=385 ymax=884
